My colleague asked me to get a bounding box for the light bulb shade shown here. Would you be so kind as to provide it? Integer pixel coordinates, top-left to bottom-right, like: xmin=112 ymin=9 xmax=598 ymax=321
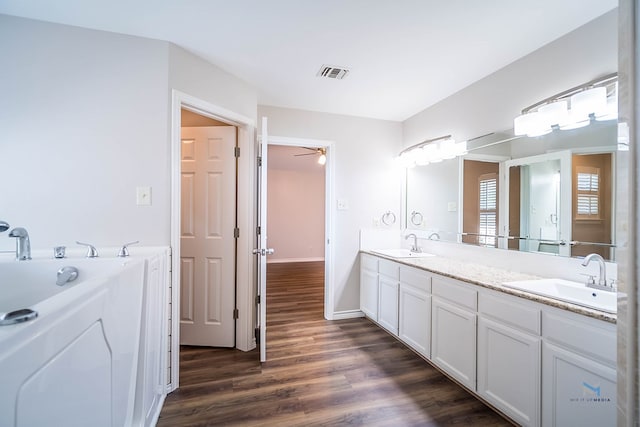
xmin=523 ymin=111 xmax=552 ymax=137
xmin=538 ymin=100 xmax=568 ymax=128
xmin=514 ymin=113 xmax=533 ymax=136
xmin=515 ymin=112 xmax=551 ymax=136
xmin=317 ymin=153 xmax=327 ymax=165
xmin=440 ymin=139 xmax=457 ymax=159
xmin=559 ymin=110 xmax=591 ymax=130
xmin=570 ymin=87 xmax=607 ymax=119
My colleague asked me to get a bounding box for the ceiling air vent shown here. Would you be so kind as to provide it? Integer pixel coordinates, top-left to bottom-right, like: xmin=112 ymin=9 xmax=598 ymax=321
xmin=317 ymin=64 xmax=350 ymax=80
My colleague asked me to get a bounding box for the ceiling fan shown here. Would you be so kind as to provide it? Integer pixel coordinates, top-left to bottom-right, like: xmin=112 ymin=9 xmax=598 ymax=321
xmin=294 ymin=147 xmax=327 ymax=165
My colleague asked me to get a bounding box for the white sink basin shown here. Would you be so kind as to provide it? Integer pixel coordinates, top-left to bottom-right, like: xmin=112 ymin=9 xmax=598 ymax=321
xmin=503 ymin=278 xmax=616 ymax=313
xmin=371 ymin=248 xmax=435 ymax=258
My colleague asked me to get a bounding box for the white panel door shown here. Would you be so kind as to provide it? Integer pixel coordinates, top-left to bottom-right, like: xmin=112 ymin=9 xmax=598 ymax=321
xmin=180 ymin=126 xmax=236 ymax=347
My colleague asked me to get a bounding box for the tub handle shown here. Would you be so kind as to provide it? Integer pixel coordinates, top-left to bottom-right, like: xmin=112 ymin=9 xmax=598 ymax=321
xmin=76 ymin=241 xmax=99 ymax=258
xmin=118 ymin=241 xmax=139 ymax=257
xmin=0 ymin=308 xmax=38 ymax=326
xmin=57 ymin=266 xmax=79 ymax=286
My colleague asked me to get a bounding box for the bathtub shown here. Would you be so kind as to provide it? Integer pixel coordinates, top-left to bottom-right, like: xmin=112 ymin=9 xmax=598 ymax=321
xmin=0 ymin=254 xmax=147 ymax=427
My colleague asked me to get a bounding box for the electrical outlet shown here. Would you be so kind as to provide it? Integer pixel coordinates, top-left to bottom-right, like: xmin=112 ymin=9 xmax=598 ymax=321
xmin=447 ymin=202 xmax=457 ymax=212
xmin=337 ymin=198 xmax=349 ymax=210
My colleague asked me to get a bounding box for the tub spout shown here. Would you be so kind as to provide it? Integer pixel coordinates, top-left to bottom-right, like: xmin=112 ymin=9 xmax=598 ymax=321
xmin=8 ymin=227 xmax=31 ymax=260
xmin=56 ymin=266 xmax=79 ymax=286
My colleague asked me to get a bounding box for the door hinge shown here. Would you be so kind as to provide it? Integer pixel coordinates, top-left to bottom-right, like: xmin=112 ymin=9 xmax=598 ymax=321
xmin=234 ymin=146 xmax=241 ymax=158
xmin=255 ymin=295 xmax=260 ymax=304
xmin=234 ymin=227 xmax=240 ymax=238
xmin=233 ymin=308 xmax=239 ymax=319
xmin=257 ymin=156 xmax=262 ymax=167
xmin=256 ymin=226 xmax=261 ymax=235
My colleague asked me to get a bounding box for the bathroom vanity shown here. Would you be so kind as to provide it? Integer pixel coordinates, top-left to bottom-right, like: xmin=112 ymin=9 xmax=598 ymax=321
xmin=360 ymin=251 xmax=616 ymax=427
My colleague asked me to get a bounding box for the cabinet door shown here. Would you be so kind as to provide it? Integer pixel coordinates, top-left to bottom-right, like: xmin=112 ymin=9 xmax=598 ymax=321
xmin=478 ymin=317 xmax=540 ymax=427
xmin=542 ymin=342 xmax=616 ymax=427
xmin=378 ymin=275 xmax=399 ymax=335
xmin=399 ymin=283 xmax=431 ymax=358
xmin=431 ymin=297 xmax=476 ymax=390
xmin=360 ymin=268 xmax=378 ymax=321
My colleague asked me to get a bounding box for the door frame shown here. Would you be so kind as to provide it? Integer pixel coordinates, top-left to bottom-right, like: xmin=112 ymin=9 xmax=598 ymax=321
xmin=261 ymin=135 xmax=336 ymax=322
xmin=170 ymin=90 xmax=255 ymax=392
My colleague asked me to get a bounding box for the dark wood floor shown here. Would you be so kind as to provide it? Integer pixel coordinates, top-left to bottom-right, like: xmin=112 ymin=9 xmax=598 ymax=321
xmin=158 ymin=261 xmax=511 ymax=426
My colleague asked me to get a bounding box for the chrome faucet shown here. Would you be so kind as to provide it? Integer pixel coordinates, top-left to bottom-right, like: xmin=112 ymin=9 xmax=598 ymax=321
xmin=8 ymin=227 xmax=31 ymax=260
xmin=0 ymin=221 xmax=9 ymax=233
xmin=581 ymin=253 xmax=609 ymax=290
xmin=405 ymin=233 xmax=420 ymax=253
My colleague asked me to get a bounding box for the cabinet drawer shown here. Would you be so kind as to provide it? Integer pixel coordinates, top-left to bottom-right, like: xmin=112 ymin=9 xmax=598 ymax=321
xmin=542 ymin=310 xmax=616 ymax=366
xmin=479 ymin=292 xmax=540 ymax=335
xmin=400 ymin=266 xmax=431 ymax=292
xmin=432 ymin=275 xmax=477 ymax=311
xmin=379 ymin=259 xmax=399 ymax=279
xmin=361 ymin=253 xmax=378 ymax=272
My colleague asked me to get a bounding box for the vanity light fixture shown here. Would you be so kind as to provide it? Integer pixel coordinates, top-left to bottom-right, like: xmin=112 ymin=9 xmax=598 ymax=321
xmin=513 ymin=73 xmax=617 ymax=137
xmin=396 ymin=135 xmax=467 ymax=168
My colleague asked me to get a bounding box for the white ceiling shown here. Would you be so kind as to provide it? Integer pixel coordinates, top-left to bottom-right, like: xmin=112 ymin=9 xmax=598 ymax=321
xmin=0 ymin=0 xmax=618 ymax=121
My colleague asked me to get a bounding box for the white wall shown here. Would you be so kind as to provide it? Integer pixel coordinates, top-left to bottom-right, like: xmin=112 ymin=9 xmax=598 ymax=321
xmin=403 ymin=10 xmax=618 ymax=147
xmin=0 ymin=15 xmax=258 ymax=253
xmin=0 ymin=15 xmax=169 ymax=251
xmin=258 ymin=105 xmax=402 ymax=313
xmin=267 ymin=149 xmax=325 ymax=262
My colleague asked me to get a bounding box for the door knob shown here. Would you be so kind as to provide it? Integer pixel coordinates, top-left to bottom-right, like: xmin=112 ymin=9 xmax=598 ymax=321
xmin=252 ymin=248 xmax=275 ymax=256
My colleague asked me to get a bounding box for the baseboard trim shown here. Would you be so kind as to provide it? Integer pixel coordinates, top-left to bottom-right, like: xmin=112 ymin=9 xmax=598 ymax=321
xmin=267 ymin=257 xmax=325 ymax=264
xmin=330 ymin=310 xmax=365 ymax=320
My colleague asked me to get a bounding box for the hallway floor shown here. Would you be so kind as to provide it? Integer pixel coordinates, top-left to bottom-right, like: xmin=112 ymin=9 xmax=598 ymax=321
xmin=157 ymin=261 xmax=511 ymax=426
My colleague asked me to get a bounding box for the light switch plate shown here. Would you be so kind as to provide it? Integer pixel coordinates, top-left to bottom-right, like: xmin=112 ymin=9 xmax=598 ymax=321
xmin=136 ymin=186 xmax=152 ymax=206
xmin=447 ymin=202 xmax=457 ymax=212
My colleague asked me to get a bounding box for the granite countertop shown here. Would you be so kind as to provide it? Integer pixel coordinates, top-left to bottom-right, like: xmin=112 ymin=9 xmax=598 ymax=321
xmin=361 ymin=250 xmax=616 ymax=324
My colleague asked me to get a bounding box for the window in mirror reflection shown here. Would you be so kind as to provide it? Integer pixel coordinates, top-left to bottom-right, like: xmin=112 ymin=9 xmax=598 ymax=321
xmin=571 ymin=153 xmax=613 ymax=259
xmin=463 ymin=160 xmax=499 ymax=247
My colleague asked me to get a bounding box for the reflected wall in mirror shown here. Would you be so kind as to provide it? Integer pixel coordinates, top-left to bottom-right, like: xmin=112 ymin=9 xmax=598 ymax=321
xmin=505 ymin=152 xmax=570 ymax=257
xmin=405 ymin=160 xmax=459 ymax=242
xmin=462 ymin=160 xmax=499 ymax=247
xmin=405 ymin=119 xmax=618 ymax=260
xmin=571 ymin=152 xmax=614 ymax=259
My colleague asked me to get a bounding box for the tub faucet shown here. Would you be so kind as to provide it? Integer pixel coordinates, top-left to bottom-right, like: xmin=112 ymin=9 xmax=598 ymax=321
xmin=8 ymin=227 xmax=31 ymax=260
xmin=405 ymin=233 xmax=420 ymax=253
xmin=581 ymin=253 xmax=609 ymax=290
xmin=76 ymin=241 xmax=99 ymax=258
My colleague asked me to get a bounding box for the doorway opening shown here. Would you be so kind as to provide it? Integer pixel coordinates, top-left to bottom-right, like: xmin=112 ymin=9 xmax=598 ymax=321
xmin=265 ymin=145 xmax=326 ymax=355
xmin=170 ymin=91 xmax=256 ymax=392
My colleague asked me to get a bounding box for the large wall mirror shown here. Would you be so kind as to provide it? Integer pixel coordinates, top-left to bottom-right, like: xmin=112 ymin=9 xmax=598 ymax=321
xmin=405 ymin=119 xmax=618 ymax=261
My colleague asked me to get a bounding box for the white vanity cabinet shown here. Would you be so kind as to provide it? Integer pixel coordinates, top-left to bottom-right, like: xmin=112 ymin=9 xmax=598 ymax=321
xmin=477 ymin=291 xmax=541 ymax=427
xmin=360 ymin=254 xmax=379 ymax=321
xmin=377 ymin=259 xmax=400 ymax=335
xmin=431 ymin=275 xmax=478 ymax=391
xmin=541 ymin=308 xmax=616 ymax=427
xmin=399 ymin=266 xmax=432 ymax=358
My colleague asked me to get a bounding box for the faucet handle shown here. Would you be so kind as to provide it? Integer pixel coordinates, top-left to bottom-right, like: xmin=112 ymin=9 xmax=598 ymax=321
xmin=0 ymin=221 xmax=9 ymax=232
xmin=76 ymin=241 xmax=98 ymax=258
xmin=118 ymin=241 xmax=139 ymax=257
xmin=580 ymin=273 xmax=596 ymax=286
